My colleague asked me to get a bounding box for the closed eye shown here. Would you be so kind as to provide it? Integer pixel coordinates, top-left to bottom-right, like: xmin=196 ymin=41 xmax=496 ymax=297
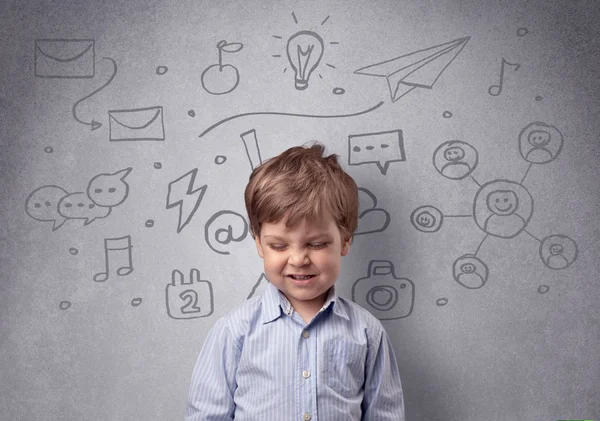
xmin=309 ymin=243 xmax=328 ymax=250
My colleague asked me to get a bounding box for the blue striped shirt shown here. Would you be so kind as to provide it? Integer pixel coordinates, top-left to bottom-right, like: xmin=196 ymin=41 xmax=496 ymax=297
xmin=185 ymin=282 xmax=405 ymax=421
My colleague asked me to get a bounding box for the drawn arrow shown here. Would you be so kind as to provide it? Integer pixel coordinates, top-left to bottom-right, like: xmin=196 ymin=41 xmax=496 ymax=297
xmin=72 ymin=57 xmax=117 ymax=131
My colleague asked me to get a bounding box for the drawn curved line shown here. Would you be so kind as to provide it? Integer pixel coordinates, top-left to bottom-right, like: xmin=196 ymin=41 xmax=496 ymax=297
xmin=199 ymin=101 xmax=385 ymax=138
xmin=36 ymin=42 xmax=93 ymax=63
xmin=72 ymin=57 xmax=117 ymax=129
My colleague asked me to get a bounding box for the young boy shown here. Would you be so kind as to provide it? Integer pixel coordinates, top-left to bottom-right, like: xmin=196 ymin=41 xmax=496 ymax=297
xmin=185 ymin=143 xmax=405 ymax=420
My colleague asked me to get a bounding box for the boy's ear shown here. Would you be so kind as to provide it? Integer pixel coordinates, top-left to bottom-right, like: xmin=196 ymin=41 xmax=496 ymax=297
xmin=341 ymin=237 xmax=351 ymax=256
xmin=255 ymin=235 xmax=265 ymax=258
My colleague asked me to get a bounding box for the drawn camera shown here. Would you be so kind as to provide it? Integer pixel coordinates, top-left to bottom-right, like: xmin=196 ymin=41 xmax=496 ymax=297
xmin=352 ymin=260 xmax=414 ymax=320
xmin=166 ymin=269 xmax=214 ymax=319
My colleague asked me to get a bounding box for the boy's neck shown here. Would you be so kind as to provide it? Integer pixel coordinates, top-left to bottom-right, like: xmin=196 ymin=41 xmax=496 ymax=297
xmin=286 ymin=290 xmax=331 ymax=324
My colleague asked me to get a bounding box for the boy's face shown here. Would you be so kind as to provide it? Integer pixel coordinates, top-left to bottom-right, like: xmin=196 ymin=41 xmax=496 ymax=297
xmin=255 ymin=211 xmax=350 ymax=318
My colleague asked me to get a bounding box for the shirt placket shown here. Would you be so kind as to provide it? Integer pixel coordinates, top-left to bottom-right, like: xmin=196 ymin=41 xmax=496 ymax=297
xmin=295 ymin=317 xmax=318 ymax=421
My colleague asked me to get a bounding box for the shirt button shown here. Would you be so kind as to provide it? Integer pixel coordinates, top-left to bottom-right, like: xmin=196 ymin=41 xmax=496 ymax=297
xmin=302 ymin=330 xmax=310 ymax=338
xmin=303 ymin=413 xmax=312 ymax=421
xmin=302 ymin=370 xmax=311 ymax=379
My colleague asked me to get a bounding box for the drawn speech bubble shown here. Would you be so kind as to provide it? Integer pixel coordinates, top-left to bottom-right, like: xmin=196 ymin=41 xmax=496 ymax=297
xmin=25 ymin=185 xmax=69 ymax=231
xmin=348 ymin=129 xmax=405 ymax=175
xmin=58 ymin=192 xmax=111 ymax=226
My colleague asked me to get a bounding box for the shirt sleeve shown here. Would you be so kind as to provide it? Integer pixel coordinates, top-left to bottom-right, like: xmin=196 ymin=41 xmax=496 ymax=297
xmin=185 ymin=317 xmax=241 ymax=421
xmin=361 ymin=328 xmax=405 ymax=421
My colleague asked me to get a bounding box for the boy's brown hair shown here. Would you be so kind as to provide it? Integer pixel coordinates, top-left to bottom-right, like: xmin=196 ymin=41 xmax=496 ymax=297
xmin=244 ymin=142 xmax=359 ymax=243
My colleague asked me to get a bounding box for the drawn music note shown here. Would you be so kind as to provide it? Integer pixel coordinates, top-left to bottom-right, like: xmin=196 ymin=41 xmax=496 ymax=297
xmin=93 ymin=235 xmax=134 ymax=282
xmin=488 ymin=58 xmax=521 ymax=96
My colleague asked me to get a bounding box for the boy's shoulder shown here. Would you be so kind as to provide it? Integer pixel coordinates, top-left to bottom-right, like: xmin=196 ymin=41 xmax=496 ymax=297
xmin=210 ymin=293 xmax=265 ymax=342
xmin=336 ymin=294 xmax=387 ymax=333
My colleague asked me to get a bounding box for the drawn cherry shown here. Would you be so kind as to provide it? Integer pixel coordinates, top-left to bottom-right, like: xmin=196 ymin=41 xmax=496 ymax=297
xmin=201 ymin=40 xmax=243 ymax=95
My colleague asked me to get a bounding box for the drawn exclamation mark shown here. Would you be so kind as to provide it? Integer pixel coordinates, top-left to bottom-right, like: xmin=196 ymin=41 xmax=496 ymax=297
xmin=240 ymin=129 xmax=263 ymax=170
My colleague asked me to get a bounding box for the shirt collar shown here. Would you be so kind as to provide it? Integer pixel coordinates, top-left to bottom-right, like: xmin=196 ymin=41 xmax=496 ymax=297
xmin=260 ymin=281 xmax=349 ymax=324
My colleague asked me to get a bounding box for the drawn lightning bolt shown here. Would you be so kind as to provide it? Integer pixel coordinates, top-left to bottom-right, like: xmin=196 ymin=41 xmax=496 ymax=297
xmin=166 ymin=168 xmax=207 ymax=233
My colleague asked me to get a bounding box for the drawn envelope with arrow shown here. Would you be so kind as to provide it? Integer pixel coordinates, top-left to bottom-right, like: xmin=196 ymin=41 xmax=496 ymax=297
xmin=35 ymin=39 xmax=95 ymax=78
xmin=108 ymin=106 xmax=165 ymax=141
xmin=354 ymin=36 xmax=470 ymax=102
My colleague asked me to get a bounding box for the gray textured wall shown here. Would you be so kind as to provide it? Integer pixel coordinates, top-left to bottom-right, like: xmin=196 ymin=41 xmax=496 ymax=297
xmin=1 ymin=0 xmax=599 ymax=420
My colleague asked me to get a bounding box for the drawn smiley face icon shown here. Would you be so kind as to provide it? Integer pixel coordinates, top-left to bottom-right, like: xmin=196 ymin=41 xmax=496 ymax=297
xmin=460 ymin=262 xmax=476 ymax=273
xmin=410 ymin=205 xmax=444 ymax=233
xmin=486 ymin=190 xmax=519 ymax=216
xmin=549 ymin=243 xmax=564 ymax=255
xmin=528 ymin=130 xmax=551 ymax=147
xmin=443 ymin=146 xmax=466 ymax=162
xmin=433 ymin=140 xmax=479 ymax=180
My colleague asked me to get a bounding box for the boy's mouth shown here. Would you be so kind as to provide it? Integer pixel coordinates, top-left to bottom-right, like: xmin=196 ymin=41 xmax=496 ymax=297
xmin=288 ymin=275 xmax=316 ymax=280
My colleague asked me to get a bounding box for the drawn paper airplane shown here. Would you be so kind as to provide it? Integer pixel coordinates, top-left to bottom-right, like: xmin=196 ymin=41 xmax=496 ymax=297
xmin=354 ymin=36 xmax=470 ymax=102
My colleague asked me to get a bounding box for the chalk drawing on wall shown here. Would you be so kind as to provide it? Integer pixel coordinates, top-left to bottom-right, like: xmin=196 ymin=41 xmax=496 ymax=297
xmin=204 ymin=210 xmax=249 ymax=255
xmin=59 ymin=300 xmax=72 ymax=310
xmin=198 ymin=101 xmax=384 ymax=138
xmin=108 ymin=106 xmax=165 ymax=141
xmin=354 ymin=36 xmax=470 ymax=102
xmin=57 ymin=192 xmax=111 ymax=226
xmin=411 ymin=121 xmax=578 ymax=286
xmin=25 ymin=185 xmax=70 ymax=231
xmin=539 ymin=234 xmax=578 ymax=270
xmin=166 ymin=269 xmax=214 ymax=319
xmin=87 ymin=167 xmax=132 ymax=207
xmin=452 ymin=254 xmax=489 ymax=289
xmin=488 ymin=58 xmax=521 ymax=96
xmin=214 ymin=155 xmax=227 ymax=165
xmin=352 ymin=260 xmax=415 ymax=320
xmin=271 ymin=12 xmax=338 ymax=90
xmin=247 ymin=273 xmax=268 ymax=299
xmin=201 ymin=40 xmax=243 ymax=95
xmin=72 ymin=57 xmax=117 ymax=131
xmin=348 ymin=129 xmax=406 ymax=175
xmin=25 ymin=167 xmax=132 ymax=230
xmin=240 ymin=129 xmax=263 ymax=171
xmin=410 ymin=205 xmax=444 ymax=233
xmin=473 ymin=179 xmax=534 ymax=239
xmin=433 ymin=140 xmax=479 ymax=180
xmin=93 ymin=235 xmax=134 ymax=282
xmin=518 ymin=121 xmax=564 ymax=165
xmin=355 ymin=187 xmax=390 ymax=236
xmin=35 ymin=39 xmax=95 ymax=78
xmin=166 ymin=168 xmax=207 ymax=233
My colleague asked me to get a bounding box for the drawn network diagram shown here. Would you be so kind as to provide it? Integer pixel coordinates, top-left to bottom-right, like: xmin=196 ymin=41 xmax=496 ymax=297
xmin=410 ymin=122 xmax=578 ymax=290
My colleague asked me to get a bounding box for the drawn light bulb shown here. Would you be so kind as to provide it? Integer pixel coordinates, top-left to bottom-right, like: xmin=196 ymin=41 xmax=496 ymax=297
xmin=286 ymin=30 xmax=324 ymax=90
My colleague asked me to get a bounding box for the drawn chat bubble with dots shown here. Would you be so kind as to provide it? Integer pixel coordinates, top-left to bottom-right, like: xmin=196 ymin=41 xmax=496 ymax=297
xmin=348 ymin=129 xmax=405 ymax=175
xmin=58 ymin=192 xmax=111 ymax=226
xmin=25 ymin=185 xmax=69 ymax=231
xmin=86 ymin=167 xmax=132 ymax=207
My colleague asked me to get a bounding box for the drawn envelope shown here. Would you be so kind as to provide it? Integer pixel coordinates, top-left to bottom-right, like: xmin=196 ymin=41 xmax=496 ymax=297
xmin=35 ymin=39 xmax=95 ymax=78
xmin=108 ymin=106 xmax=165 ymax=141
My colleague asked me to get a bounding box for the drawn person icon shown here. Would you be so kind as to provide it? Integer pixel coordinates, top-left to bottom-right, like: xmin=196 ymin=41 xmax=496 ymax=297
xmin=518 ymin=122 xmax=564 ymax=164
xmin=452 ymin=254 xmax=488 ymax=289
xmin=484 ymin=189 xmax=526 ymax=235
xmin=433 ymin=140 xmax=479 ymax=180
xmin=473 ymin=180 xmax=534 ymax=239
xmin=546 ymin=244 xmax=568 ymax=269
xmin=539 ymin=234 xmax=578 ymax=270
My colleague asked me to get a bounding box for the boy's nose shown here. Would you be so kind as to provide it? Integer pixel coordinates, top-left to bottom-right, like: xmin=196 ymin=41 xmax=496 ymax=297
xmin=289 ymin=250 xmax=310 ymax=266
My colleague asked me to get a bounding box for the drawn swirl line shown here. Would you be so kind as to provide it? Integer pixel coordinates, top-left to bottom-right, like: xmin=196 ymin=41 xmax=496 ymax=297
xmin=198 ymin=101 xmax=385 ymax=138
